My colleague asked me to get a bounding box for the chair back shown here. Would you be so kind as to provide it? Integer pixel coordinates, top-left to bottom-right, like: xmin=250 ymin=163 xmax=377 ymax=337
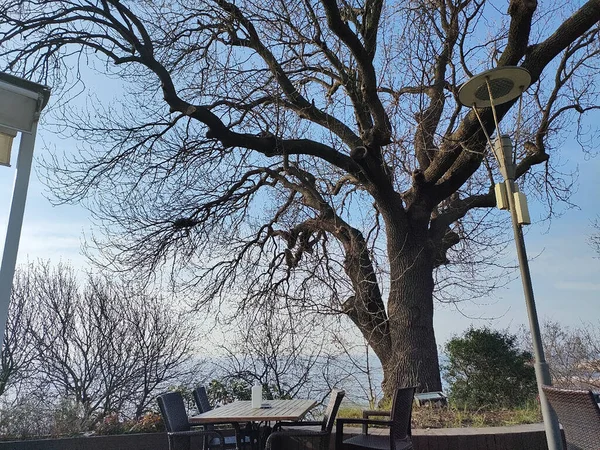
xmin=322 ymin=389 xmax=345 ymax=432
xmin=389 ymin=386 xmax=416 ymax=444
xmin=542 ymin=385 xmax=600 ymax=450
xmin=157 ymin=391 xmax=191 ymax=433
xmin=193 ymin=386 xmax=212 ymax=414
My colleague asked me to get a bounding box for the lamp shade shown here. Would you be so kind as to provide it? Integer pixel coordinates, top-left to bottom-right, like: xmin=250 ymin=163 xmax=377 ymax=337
xmin=458 ymin=66 xmax=531 ymax=108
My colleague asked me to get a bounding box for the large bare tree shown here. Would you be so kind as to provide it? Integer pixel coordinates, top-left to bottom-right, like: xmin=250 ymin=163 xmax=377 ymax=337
xmin=1 ymin=0 xmax=599 ymax=394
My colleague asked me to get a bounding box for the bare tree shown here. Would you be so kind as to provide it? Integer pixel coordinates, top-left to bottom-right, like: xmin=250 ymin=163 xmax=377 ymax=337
xmin=1 ymin=0 xmax=599 ymax=395
xmin=210 ymin=305 xmax=338 ymax=402
xmin=0 ymin=266 xmax=37 ymax=397
xmin=15 ymin=262 xmax=197 ymax=428
xmin=522 ymin=321 xmax=600 ymax=390
xmin=328 ymin=335 xmax=384 ymax=409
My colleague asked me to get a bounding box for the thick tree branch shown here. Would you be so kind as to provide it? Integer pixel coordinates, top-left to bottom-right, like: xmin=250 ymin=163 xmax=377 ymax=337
xmin=414 ymin=1 xmax=460 ymax=171
xmin=432 ymin=189 xmax=496 ymax=234
xmin=523 ymin=0 xmax=600 ymax=81
xmin=215 ymin=0 xmax=363 ymax=151
xmin=264 ymin=165 xmax=390 ymax=352
xmin=497 ymin=0 xmax=537 ymax=66
xmin=362 ymin=0 xmax=384 ymax=59
xmin=320 ymin=0 xmax=391 ymax=147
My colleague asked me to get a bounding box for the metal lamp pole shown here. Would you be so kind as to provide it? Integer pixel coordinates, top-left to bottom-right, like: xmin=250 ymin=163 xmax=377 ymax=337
xmin=458 ymin=67 xmax=563 ymax=450
xmin=494 ymin=136 xmax=563 ymax=450
xmin=0 ymin=73 xmax=50 ymax=349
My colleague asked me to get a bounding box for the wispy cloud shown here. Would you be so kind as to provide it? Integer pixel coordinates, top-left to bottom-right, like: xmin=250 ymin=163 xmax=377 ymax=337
xmin=0 ymin=219 xmax=88 ymax=265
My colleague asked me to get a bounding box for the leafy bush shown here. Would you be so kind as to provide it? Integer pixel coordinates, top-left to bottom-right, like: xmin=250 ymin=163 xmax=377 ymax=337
xmin=94 ymin=412 xmax=164 ymax=435
xmin=207 ymin=378 xmax=252 ymax=405
xmin=127 ymin=412 xmax=164 ymax=433
xmin=444 ymin=327 xmax=537 ymax=409
xmin=94 ymin=413 xmax=123 ymax=435
xmin=50 ymin=399 xmax=85 ymax=436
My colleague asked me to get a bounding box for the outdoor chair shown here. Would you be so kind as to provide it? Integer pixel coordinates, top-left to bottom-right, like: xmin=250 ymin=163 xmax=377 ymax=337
xmin=336 ymin=386 xmax=416 ymax=450
xmin=542 ymin=385 xmax=600 ymax=450
xmin=157 ymin=391 xmax=225 ymax=450
xmin=192 ymin=386 xmax=255 ymax=449
xmin=194 ymin=386 xmax=212 ymax=415
xmin=265 ymin=388 xmax=345 ymax=450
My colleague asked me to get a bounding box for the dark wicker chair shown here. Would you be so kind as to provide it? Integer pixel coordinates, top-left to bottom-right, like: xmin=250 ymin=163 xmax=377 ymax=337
xmin=336 ymin=386 xmax=416 ymax=450
xmin=194 ymin=386 xmax=212 ymax=415
xmin=192 ymin=386 xmax=254 ymax=450
xmin=265 ymin=388 xmax=345 ymax=450
xmin=157 ymin=392 xmax=225 ymax=450
xmin=542 ymin=385 xmax=600 ymax=450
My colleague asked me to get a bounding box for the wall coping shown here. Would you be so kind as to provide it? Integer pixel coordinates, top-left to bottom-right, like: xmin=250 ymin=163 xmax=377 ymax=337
xmin=413 ymin=423 xmax=546 ymax=436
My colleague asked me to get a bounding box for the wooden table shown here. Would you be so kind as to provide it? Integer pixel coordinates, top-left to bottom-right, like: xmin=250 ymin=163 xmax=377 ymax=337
xmin=190 ymin=399 xmax=317 ymax=450
xmin=189 ymin=398 xmax=317 ymax=424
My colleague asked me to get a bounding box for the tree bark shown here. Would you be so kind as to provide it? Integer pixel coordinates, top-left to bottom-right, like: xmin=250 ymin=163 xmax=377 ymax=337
xmin=382 ymin=232 xmax=441 ymax=396
xmin=348 ymin=195 xmax=442 ymax=397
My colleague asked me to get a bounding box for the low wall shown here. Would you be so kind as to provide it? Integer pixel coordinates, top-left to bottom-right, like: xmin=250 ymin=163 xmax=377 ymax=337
xmin=337 ymin=423 xmax=562 ymax=450
xmin=0 ymin=433 xmax=169 ymax=450
xmin=411 ymin=424 xmax=564 ymax=450
xmin=0 ymin=424 xmax=564 ymax=450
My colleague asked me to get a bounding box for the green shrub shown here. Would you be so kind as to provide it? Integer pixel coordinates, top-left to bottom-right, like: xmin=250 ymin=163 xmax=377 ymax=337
xmin=207 ymin=378 xmax=252 ymax=405
xmin=51 ymin=399 xmax=85 ymax=436
xmin=444 ymin=327 xmax=537 ymax=409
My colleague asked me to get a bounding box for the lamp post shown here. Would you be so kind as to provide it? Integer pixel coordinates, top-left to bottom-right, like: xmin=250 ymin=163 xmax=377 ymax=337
xmin=0 ymin=72 xmax=50 ymax=349
xmin=458 ymin=67 xmax=563 ymax=450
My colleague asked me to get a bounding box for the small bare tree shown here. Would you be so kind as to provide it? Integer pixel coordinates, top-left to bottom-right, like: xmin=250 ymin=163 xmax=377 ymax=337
xmin=523 ymin=321 xmax=600 ymax=390
xmin=210 ymin=305 xmax=338 ymax=402
xmin=328 ymin=335 xmax=383 ymax=409
xmin=0 ymin=266 xmax=38 ymax=397
xmin=5 ymin=261 xmax=198 ymax=430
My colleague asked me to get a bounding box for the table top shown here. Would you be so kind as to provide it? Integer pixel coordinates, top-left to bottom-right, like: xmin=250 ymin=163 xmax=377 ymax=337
xmin=189 ymin=399 xmax=317 ymax=424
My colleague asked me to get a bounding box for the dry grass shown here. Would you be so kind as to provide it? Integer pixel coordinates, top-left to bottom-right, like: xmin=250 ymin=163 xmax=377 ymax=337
xmin=338 ymin=403 xmax=542 ymax=429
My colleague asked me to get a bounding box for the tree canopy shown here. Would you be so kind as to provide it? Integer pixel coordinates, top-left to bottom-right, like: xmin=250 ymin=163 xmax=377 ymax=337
xmin=1 ymin=0 xmax=599 ymax=394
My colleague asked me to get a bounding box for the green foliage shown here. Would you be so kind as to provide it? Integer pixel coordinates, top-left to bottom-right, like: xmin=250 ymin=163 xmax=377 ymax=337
xmin=336 ymin=406 xmax=364 ymax=419
xmin=444 ymin=327 xmax=537 ymax=409
xmin=51 ymin=398 xmax=85 ymax=436
xmin=206 ymin=375 xmax=293 ymax=407
xmin=207 ymin=378 xmax=252 ymax=405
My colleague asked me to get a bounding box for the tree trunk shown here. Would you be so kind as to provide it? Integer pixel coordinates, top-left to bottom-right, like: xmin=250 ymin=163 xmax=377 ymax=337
xmin=340 ymin=198 xmax=442 ymax=397
xmin=380 ymin=209 xmax=442 ymax=397
xmin=381 ymin=246 xmax=442 ymax=395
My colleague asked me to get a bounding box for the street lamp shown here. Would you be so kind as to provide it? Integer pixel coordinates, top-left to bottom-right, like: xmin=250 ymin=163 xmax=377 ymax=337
xmin=0 ymin=72 xmax=51 ymax=349
xmin=458 ymin=66 xmax=563 ymax=450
